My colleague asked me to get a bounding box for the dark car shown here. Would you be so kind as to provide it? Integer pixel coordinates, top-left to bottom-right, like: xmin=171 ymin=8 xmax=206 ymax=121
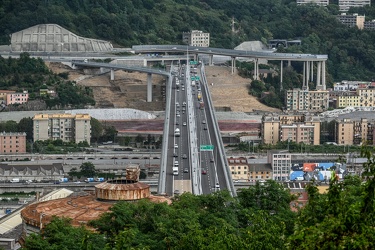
xmin=202 ymin=170 xmax=207 ymax=175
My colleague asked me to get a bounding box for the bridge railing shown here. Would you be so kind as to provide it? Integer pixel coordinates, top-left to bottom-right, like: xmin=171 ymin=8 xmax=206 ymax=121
xmin=201 ymin=63 xmax=237 ymax=197
xmin=157 ymin=66 xmax=173 ymax=194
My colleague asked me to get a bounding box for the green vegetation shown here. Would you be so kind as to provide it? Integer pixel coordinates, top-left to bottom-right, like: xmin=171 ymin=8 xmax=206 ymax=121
xmin=0 ymin=53 xmax=95 ymax=108
xmin=22 ymin=150 xmax=375 ymax=249
xmin=1 ymin=1 xmax=375 ymax=83
xmin=32 ymin=139 xmax=88 ymax=154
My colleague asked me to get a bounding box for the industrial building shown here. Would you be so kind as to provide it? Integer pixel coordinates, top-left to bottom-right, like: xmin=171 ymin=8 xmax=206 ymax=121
xmin=11 ymin=24 xmax=113 ymax=52
xmin=20 ymin=166 xmax=170 ymax=241
xmin=33 ymin=113 xmax=91 ymax=144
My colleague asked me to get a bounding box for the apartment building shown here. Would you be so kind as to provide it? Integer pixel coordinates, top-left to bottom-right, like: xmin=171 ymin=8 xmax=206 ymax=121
xmin=182 ymin=30 xmax=210 ymax=47
xmin=33 ymin=113 xmax=91 ymax=144
xmin=338 ymin=0 xmax=370 ymax=12
xmin=335 ymin=118 xmax=375 ymax=145
xmin=262 ymin=113 xmax=320 ymax=145
xmin=337 ymin=13 xmax=365 ymax=29
xmin=285 ymin=88 xmax=329 ymax=112
xmin=333 ymin=80 xmax=370 ymax=91
xmin=0 ymin=132 xmax=27 ymax=154
xmin=364 ymin=20 xmax=375 ymax=30
xmin=268 ymin=151 xmax=292 ymax=181
xmin=6 ymin=91 xmax=28 ymax=105
xmin=296 ymin=0 xmax=329 ymax=6
xmin=248 ymin=163 xmax=273 ymax=181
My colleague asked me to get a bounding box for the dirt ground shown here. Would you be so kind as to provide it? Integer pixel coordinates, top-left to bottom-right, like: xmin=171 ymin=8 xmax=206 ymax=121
xmin=205 ymin=66 xmax=279 ymax=112
xmin=46 ymin=62 xmax=279 ymax=112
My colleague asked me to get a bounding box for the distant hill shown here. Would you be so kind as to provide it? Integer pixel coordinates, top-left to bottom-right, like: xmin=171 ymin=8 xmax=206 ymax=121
xmin=1 ymin=0 xmax=375 ymax=81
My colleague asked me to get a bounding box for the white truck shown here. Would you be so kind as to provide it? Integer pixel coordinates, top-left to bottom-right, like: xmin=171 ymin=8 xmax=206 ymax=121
xmin=175 ymin=128 xmax=180 ymax=137
xmin=10 ymin=178 xmax=20 ymax=183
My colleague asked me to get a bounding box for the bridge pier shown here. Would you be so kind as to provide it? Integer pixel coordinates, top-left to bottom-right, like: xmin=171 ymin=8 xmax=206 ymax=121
xmin=147 ymin=73 xmax=152 ymax=102
xmin=209 ymin=55 xmax=213 ymax=66
xmin=280 ymin=60 xmax=283 ymax=91
xmin=110 ymin=69 xmax=114 ymax=80
xmin=231 ymin=57 xmax=236 ymax=75
xmin=253 ymin=58 xmax=259 ymax=80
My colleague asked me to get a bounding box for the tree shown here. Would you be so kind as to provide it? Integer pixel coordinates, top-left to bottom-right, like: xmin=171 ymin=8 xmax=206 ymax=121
xmin=23 ymin=217 xmax=106 ymax=250
xmin=288 ymin=147 xmax=375 ymax=249
xmin=79 ymin=162 xmax=96 ymax=178
xmin=90 ymin=118 xmax=103 ymax=143
xmin=18 ymin=117 xmax=33 ymax=141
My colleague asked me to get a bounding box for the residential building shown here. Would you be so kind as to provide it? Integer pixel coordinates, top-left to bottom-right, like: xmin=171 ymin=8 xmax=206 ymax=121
xmin=228 ymin=157 xmax=273 ymax=181
xmin=337 ymin=13 xmax=365 ymax=29
xmin=33 ymin=113 xmax=91 ymax=144
xmin=182 ymin=30 xmax=210 ymax=47
xmin=262 ymin=113 xmax=320 ymax=145
xmin=228 ymin=157 xmax=249 ymax=180
xmin=0 ymin=90 xmax=15 ymax=104
xmin=338 ymin=0 xmax=370 ymax=12
xmin=335 ymin=118 xmax=375 ymax=145
xmin=285 ymin=88 xmax=329 ymax=112
xmin=296 ymin=0 xmax=329 ymax=6
xmin=248 ymin=163 xmax=273 ymax=181
xmin=0 ymin=132 xmax=27 ymax=154
xmin=364 ymin=20 xmax=375 ymax=30
xmin=268 ymin=151 xmax=292 ymax=181
xmin=39 ymin=88 xmax=56 ymax=97
xmin=6 ymin=90 xmax=28 ymax=105
xmin=333 ymin=80 xmax=370 ymax=91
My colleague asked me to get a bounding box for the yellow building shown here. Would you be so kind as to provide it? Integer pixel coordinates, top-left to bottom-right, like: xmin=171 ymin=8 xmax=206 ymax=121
xmin=262 ymin=113 xmax=320 ymax=145
xmin=33 ymin=113 xmax=91 ymax=144
xmin=228 ymin=157 xmax=249 ymax=180
xmin=335 ymin=118 xmax=375 ymax=145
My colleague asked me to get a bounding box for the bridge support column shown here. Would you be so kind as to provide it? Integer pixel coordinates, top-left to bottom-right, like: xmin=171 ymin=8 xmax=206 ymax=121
xmin=302 ymin=62 xmax=307 ymax=90
xmin=306 ymin=61 xmax=310 ymax=84
xmin=209 ymin=55 xmax=213 ymax=66
xmin=321 ymin=60 xmax=326 ymax=90
xmin=143 ymin=59 xmax=147 ymax=67
xmin=110 ymin=69 xmax=115 ymax=81
xmin=253 ymin=58 xmax=259 ymax=80
xmin=316 ymin=61 xmax=322 ymax=90
xmin=310 ymin=61 xmax=314 ymax=82
xmin=280 ymin=60 xmax=283 ymax=92
xmin=231 ymin=57 xmax=236 ymax=75
xmin=147 ymin=73 xmax=152 ymax=102
xmin=194 ymin=54 xmax=198 ymax=61
xmin=288 ymin=60 xmax=291 ymax=66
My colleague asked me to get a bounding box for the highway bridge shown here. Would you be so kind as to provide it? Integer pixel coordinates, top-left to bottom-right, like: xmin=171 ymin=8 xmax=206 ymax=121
xmin=133 ymin=44 xmax=328 ymax=91
xmin=3 ymin=44 xmax=329 ymax=198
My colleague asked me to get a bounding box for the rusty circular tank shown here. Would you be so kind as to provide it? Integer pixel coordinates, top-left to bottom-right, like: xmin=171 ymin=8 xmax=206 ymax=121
xmin=95 ymin=179 xmax=150 ymax=201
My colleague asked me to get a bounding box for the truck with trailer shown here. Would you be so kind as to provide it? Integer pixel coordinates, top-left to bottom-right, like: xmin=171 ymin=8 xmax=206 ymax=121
xmin=59 ymin=178 xmax=69 ymax=183
xmin=175 ymin=128 xmax=180 ymax=137
xmin=85 ymin=178 xmax=95 ymax=183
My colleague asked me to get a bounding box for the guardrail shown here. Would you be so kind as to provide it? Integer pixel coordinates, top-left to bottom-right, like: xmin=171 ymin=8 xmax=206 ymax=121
xmin=201 ymin=63 xmax=236 ymax=197
xmin=158 ymin=65 xmax=173 ymax=194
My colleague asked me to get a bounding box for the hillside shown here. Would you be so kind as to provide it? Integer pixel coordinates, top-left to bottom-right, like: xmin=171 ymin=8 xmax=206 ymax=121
xmin=2 ymin=0 xmax=375 ymax=82
xmin=47 ymin=62 xmax=277 ymax=112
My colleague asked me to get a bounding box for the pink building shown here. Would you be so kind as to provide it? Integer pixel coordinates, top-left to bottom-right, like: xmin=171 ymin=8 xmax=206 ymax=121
xmin=0 ymin=132 xmax=27 ymax=154
xmin=6 ymin=91 xmax=28 ymax=105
